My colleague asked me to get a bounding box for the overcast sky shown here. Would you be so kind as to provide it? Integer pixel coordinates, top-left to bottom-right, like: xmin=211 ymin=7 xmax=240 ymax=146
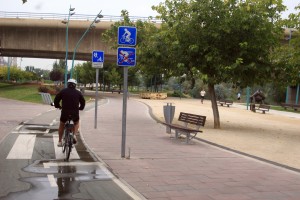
xmin=0 ymin=0 xmax=298 ymax=70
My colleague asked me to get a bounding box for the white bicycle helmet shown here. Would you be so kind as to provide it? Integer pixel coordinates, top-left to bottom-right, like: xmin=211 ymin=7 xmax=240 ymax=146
xmin=67 ymin=79 xmax=77 ymax=88
xmin=67 ymin=79 xmax=77 ymax=85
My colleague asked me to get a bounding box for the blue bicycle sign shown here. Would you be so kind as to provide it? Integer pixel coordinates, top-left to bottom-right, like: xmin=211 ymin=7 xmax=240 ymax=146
xmin=92 ymin=50 xmax=104 ymax=68
xmin=118 ymin=26 xmax=137 ymax=46
xmin=117 ymin=47 xmax=136 ymax=67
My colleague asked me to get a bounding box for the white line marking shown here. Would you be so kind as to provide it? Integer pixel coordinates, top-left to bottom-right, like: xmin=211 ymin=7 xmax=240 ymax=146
xmin=53 ymin=136 xmax=80 ymax=160
xmin=11 ymin=131 xmax=48 ymax=134
xmin=6 ymin=135 xmax=36 ymax=159
xmin=47 ymin=174 xmax=57 ymax=187
xmin=43 ymin=161 xmax=102 ymax=168
xmin=15 ymin=125 xmax=23 ymax=131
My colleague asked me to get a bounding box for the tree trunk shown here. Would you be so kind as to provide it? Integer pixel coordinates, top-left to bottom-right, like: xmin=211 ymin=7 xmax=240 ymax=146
xmin=208 ymin=83 xmax=221 ymax=129
xmin=190 ymin=77 xmax=195 ymax=89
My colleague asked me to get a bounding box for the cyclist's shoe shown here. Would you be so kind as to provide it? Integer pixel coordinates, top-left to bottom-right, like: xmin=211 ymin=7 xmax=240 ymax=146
xmin=57 ymin=141 xmax=63 ymax=147
xmin=73 ymin=137 xmax=77 ymax=144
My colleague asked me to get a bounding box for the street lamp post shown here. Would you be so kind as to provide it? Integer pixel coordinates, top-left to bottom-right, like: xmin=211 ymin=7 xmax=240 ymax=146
xmin=7 ymin=57 xmax=11 ymax=81
xmin=62 ymin=5 xmax=75 ymax=88
xmin=285 ymin=28 xmax=293 ymax=104
xmin=70 ymin=11 xmax=103 ymax=78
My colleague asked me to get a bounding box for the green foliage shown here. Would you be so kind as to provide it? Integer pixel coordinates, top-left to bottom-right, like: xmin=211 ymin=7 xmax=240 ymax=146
xmin=0 ymin=83 xmax=44 ymax=103
xmin=154 ymin=0 xmax=284 ymax=88
xmin=102 ymin=9 xmax=165 ymax=90
xmin=76 ymin=62 xmax=96 ymax=85
xmin=271 ymin=6 xmax=300 ymax=88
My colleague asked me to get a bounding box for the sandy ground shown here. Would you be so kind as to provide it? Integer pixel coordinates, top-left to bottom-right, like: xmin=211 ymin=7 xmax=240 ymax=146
xmin=133 ymin=96 xmax=300 ymax=170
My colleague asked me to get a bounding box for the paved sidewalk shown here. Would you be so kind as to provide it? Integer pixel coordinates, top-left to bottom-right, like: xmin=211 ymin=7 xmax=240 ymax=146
xmin=81 ymin=95 xmax=300 ymax=200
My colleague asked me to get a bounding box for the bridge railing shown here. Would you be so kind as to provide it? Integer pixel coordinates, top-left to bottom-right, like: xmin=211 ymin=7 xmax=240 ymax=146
xmin=0 ymin=11 xmax=162 ymax=23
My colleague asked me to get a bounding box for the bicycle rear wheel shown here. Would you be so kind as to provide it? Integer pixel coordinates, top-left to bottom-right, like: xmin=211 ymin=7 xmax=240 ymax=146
xmin=64 ymin=132 xmax=72 ymax=161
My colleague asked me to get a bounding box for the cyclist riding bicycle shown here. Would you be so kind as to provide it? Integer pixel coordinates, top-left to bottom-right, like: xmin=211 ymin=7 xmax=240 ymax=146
xmin=54 ymin=79 xmax=85 ymax=147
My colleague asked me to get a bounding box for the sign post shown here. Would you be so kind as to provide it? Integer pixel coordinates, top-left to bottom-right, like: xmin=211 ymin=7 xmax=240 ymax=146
xmin=117 ymin=26 xmax=137 ymax=158
xmin=92 ymin=50 xmax=104 ymax=129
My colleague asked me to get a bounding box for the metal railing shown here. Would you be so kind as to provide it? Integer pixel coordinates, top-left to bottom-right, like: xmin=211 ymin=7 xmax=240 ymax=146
xmin=0 ymin=11 xmax=162 ymax=23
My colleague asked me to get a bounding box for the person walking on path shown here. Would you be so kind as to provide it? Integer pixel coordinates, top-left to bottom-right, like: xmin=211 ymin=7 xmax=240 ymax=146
xmin=237 ymin=92 xmax=241 ymax=102
xmin=200 ymin=89 xmax=206 ymax=104
xmin=54 ymin=79 xmax=85 ymax=147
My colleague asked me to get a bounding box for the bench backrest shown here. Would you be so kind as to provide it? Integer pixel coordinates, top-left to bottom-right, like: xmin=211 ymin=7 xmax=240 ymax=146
xmin=178 ymin=112 xmax=206 ymax=127
xmin=259 ymin=104 xmax=270 ymax=109
xmin=226 ymin=100 xmax=233 ymax=104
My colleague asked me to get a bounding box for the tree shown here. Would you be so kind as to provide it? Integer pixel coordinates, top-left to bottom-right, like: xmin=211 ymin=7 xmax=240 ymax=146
xmin=49 ymin=59 xmax=65 ymax=83
xmin=271 ymin=6 xmax=300 ymax=89
xmin=49 ymin=70 xmax=63 ymax=83
xmin=153 ymin=0 xmax=285 ymax=128
xmin=76 ymin=62 xmax=96 ymax=88
xmin=108 ymin=68 xmax=122 ymax=89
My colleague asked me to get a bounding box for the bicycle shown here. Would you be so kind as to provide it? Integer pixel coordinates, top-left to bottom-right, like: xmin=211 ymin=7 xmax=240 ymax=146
xmin=51 ymin=103 xmax=74 ymax=162
xmin=120 ymin=35 xmax=134 ymax=44
xmin=62 ymin=115 xmax=75 ymax=162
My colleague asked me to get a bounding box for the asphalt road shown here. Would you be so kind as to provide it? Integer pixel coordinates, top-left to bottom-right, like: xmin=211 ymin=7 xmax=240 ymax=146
xmin=0 ymin=98 xmax=134 ymax=200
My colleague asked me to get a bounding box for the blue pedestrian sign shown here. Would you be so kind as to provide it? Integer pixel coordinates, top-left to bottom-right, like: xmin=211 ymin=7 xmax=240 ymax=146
xmin=118 ymin=26 xmax=137 ymax=46
xmin=92 ymin=50 xmax=104 ymax=68
xmin=117 ymin=47 xmax=136 ymax=67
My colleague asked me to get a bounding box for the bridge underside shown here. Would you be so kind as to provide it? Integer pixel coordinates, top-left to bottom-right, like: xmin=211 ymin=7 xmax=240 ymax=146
xmin=0 ymin=18 xmax=116 ymax=63
xmin=1 ymin=48 xmax=116 ymax=62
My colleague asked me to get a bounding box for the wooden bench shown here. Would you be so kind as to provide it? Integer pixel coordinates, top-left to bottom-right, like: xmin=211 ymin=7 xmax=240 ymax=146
xmin=111 ymin=89 xmax=123 ymax=94
xmin=162 ymin=112 xmax=206 ymax=144
xmin=293 ymin=104 xmax=300 ymax=111
xmin=257 ymin=104 xmax=270 ymax=114
xmin=219 ymin=99 xmax=233 ymax=107
xmin=280 ymin=103 xmax=300 ymax=111
xmin=281 ymin=103 xmax=293 ymax=110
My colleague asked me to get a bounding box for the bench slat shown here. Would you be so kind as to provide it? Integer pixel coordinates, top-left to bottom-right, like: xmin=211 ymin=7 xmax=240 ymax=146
xmin=257 ymin=104 xmax=270 ymax=114
xmin=179 ymin=112 xmax=206 ymax=126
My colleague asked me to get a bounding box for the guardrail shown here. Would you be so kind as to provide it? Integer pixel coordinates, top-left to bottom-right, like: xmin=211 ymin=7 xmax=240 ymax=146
xmin=0 ymin=11 xmax=162 ymax=23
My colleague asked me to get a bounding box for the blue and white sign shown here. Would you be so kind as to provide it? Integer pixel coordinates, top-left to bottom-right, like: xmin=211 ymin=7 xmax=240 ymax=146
xmin=117 ymin=47 xmax=136 ymax=67
xmin=118 ymin=26 xmax=137 ymax=46
xmin=92 ymin=50 xmax=104 ymax=68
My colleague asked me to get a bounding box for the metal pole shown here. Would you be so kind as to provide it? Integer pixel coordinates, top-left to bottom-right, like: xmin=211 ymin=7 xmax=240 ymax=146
xmin=94 ymin=68 xmax=99 ymax=129
xmin=71 ymin=11 xmax=102 ymax=78
xmin=285 ymin=86 xmax=289 ymax=104
xmin=102 ymin=70 xmax=105 ymax=93
xmin=64 ymin=5 xmax=72 ymax=88
xmin=7 ymin=57 xmax=11 ymax=81
xmin=246 ymin=86 xmax=250 ymax=110
xmin=296 ymin=84 xmax=299 ymax=104
xmin=121 ymin=67 xmax=128 ymax=158
xmin=285 ymin=29 xmax=293 ymax=104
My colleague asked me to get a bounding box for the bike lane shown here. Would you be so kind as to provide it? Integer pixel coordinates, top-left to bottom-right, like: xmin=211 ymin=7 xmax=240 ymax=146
xmin=0 ymin=98 xmax=138 ymax=200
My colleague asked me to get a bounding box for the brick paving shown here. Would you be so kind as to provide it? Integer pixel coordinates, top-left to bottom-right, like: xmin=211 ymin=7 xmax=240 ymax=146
xmin=80 ymin=96 xmax=300 ymax=200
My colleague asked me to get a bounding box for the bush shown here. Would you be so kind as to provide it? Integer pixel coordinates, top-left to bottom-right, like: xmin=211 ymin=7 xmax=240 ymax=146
xmin=38 ymin=85 xmax=63 ymax=95
xmin=38 ymin=86 xmax=50 ymax=93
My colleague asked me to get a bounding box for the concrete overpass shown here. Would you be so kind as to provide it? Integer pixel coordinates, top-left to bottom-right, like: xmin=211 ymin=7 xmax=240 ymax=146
xmin=0 ymin=18 xmax=116 ymax=62
xmin=0 ymin=12 xmax=294 ymax=63
xmin=0 ymin=12 xmax=159 ymax=63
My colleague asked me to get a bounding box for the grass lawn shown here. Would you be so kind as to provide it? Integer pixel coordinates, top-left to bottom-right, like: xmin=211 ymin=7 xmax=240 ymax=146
xmin=0 ymin=83 xmax=44 ymax=104
xmin=0 ymin=83 xmax=90 ymax=104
